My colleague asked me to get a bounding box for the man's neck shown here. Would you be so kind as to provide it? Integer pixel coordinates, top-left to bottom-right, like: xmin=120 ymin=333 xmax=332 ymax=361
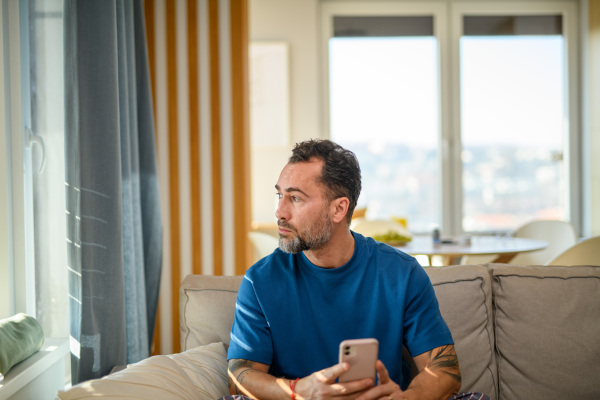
xmin=303 ymin=227 xmax=355 ymax=269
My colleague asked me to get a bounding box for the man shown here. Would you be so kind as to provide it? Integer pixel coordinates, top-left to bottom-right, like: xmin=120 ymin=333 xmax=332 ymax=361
xmin=226 ymin=139 xmax=487 ymax=400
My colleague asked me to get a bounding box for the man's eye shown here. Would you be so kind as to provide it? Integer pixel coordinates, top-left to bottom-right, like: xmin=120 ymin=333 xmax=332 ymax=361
xmin=292 ymin=196 xmax=300 ymax=202
xmin=276 ymin=192 xmax=282 ymax=200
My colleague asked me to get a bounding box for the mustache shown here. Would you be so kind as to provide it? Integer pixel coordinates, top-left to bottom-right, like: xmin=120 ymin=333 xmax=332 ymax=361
xmin=277 ymin=220 xmax=296 ymax=232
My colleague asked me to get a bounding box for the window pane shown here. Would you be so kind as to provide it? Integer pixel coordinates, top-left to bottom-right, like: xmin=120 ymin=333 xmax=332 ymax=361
xmin=330 ymin=35 xmax=439 ymax=232
xmin=29 ymin=0 xmax=68 ymax=338
xmin=460 ymin=35 xmax=565 ymax=231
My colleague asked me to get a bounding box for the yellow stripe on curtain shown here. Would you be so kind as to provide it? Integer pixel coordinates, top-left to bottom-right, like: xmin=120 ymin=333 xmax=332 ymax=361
xmin=144 ymin=0 xmax=250 ymax=356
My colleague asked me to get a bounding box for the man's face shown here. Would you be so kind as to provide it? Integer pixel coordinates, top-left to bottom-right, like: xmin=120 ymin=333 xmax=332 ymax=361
xmin=275 ymin=159 xmax=333 ymax=254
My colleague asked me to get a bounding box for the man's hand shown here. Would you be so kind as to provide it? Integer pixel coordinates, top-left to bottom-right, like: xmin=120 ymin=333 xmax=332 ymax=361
xmin=228 ymin=358 xmax=375 ymax=400
xmin=354 ymin=360 xmax=401 ymax=400
xmin=355 ymin=345 xmax=461 ymax=400
xmin=294 ymin=362 xmax=375 ymax=399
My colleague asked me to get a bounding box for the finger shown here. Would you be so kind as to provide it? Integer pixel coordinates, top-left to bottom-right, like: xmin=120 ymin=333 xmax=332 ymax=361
xmin=352 ymin=383 xmax=388 ymax=400
xmin=316 ymin=362 xmax=350 ymax=383
xmin=376 ymin=360 xmax=391 ymax=384
xmin=355 ymin=384 xmax=403 ymax=400
xmin=331 ymin=378 xmax=375 ymax=397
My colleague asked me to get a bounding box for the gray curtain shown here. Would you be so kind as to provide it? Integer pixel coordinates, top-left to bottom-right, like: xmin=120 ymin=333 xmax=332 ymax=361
xmin=64 ymin=0 xmax=162 ymax=383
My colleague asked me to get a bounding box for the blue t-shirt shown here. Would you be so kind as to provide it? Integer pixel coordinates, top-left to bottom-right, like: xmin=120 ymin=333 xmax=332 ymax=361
xmin=227 ymin=232 xmax=453 ymax=389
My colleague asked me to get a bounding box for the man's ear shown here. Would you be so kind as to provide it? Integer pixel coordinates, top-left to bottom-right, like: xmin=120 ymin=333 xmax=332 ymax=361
xmin=331 ymin=197 xmax=350 ymax=223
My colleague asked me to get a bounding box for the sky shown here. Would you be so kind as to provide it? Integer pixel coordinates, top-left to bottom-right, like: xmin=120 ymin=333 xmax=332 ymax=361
xmin=330 ymin=35 xmax=564 ymax=150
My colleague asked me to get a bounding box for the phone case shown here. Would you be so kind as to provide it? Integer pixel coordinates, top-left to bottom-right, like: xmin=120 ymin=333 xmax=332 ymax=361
xmin=338 ymin=338 xmax=379 ymax=382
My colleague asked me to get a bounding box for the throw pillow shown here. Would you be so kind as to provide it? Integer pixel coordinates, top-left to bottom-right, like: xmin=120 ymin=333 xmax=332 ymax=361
xmin=57 ymin=342 xmax=229 ymax=400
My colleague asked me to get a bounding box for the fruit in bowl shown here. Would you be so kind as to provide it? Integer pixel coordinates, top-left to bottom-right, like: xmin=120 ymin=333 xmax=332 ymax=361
xmin=371 ymin=230 xmax=412 ymax=246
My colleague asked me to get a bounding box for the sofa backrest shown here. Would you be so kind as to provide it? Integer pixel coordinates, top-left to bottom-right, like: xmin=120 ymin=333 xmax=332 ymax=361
xmin=487 ymin=263 xmax=600 ymax=400
xmin=180 ymin=274 xmax=243 ymax=351
xmin=425 ymin=264 xmax=498 ymax=400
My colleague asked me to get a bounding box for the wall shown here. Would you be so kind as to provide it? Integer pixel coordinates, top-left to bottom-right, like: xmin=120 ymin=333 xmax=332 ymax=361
xmin=588 ymin=0 xmax=600 ymax=235
xmin=249 ymin=0 xmax=321 ymax=224
xmin=249 ymin=0 xmax=599 ymax=237
xmin=144 ymin=0 xmax=250 ymax=355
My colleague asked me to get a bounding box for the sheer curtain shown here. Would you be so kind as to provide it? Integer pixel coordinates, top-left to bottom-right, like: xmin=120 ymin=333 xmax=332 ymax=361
xmin=64 ymin=0 xmax=162 ymax=383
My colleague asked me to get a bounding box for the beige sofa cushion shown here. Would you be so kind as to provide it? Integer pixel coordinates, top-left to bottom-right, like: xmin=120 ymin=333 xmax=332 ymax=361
xmin=57 ymin=342 xmax=229 ymax=400
xmin=180 ymin=274 xmax=243 ymax=351
xmin=425 ymin=265 xmax=497 ymax=400
xmin=489 ymin=264 xmax=600 ymax=400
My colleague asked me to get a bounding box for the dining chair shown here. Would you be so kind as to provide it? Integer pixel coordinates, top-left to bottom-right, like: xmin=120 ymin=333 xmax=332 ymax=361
xmin=248 ymin=231 xmax=279 ymax=264
xmin=509 ymin=219 xmax=578 ymax=265
xmin=545 ymin=236 xmax=600 ymax=265
xmin=463 ymin=219 xmax=577 ymax=265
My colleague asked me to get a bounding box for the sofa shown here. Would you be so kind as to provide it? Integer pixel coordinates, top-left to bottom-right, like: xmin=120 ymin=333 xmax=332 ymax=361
xmin=59 ymin=263 xmax=600 ymax=400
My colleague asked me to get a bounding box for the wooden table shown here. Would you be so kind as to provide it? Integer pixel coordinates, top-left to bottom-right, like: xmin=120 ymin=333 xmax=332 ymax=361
xmin=394 ymin=235 xmax=548 ymax=266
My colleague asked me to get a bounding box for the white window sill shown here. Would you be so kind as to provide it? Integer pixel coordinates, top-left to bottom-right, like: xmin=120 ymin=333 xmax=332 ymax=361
xmin=0 ymin=338 xmax=69 ymax=400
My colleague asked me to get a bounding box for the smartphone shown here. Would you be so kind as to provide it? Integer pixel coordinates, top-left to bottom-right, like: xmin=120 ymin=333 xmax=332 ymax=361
xmin=338 ymin=338 xmax=379 ymax=382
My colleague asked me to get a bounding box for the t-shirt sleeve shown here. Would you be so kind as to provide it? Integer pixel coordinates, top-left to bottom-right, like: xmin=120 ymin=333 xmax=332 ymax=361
xmin=227 ymin=274 xmax=274 ymax=365
xmin=402 ymin=262 xmax=454 ymax=357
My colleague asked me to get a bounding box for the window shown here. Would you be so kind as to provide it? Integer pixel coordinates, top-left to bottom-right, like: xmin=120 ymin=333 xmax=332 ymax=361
xmin=323 ymin=1 xmax=580 ymax=235
xmin=1 ymin=0 xmax=68 ymax=340
xmin=0 ymin=0 xmax=10 ymax=319
xmin=460 ymin=16 xmax=566 ymax=231
xmin=329 ymin=16 xmax=440 ymax=232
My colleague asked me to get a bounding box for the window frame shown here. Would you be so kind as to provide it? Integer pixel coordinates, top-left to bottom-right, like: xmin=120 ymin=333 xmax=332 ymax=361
xmin=320 ymin=0 xmax=581 ymax=235
xmin=1 ymin=0 xmax=37 ymax=319
xmin=450 ymin=1 xmax=581 ymax=235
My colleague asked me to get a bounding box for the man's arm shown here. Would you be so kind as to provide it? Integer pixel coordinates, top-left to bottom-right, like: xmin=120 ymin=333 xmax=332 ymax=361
xmin=228 ymin=358 xmax=288 ymax=399
xmin=404 ymin=344 xmax=462 ymax=399
xmin=228 ymin=358 xmax=376 ymax=400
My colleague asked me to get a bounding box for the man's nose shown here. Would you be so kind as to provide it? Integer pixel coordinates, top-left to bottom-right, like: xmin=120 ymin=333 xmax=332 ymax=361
xmin=275 ymin=199 xmax=289 ymax=221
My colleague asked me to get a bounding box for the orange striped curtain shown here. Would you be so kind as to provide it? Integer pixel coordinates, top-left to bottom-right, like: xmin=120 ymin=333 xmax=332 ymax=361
xmin=144 ymin=0 xmax=250 ymax=355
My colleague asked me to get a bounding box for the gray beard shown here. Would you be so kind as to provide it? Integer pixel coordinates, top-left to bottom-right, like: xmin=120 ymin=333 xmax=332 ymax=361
xmin=278 ymin=212 xmax=333 ymax=254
